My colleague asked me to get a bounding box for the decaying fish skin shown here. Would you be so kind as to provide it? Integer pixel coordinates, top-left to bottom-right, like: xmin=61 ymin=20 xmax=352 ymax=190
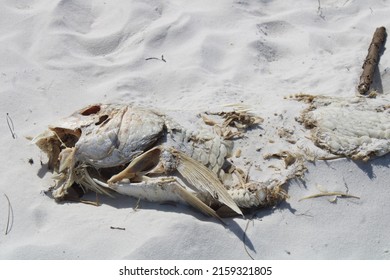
xmin=32 ymin=103 xmax=288 ymax=219
xmin=291 ymin=94 xmax=390 ymax=161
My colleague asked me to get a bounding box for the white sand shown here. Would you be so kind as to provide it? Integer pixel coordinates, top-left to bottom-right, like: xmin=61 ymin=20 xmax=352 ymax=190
xmin=1 ymin=0 xmax=390 ymax=259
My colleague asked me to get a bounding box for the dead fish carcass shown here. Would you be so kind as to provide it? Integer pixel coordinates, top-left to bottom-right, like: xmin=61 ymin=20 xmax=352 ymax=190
xmin=32 ymin=104 xmax=287 ymax=219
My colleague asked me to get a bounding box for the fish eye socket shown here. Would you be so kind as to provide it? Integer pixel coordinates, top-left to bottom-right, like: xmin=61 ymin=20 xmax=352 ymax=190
xmin=95 ymin=115 xmax=109 ymax=125
xmin=81 ymin=105 xmax=101 ymax=116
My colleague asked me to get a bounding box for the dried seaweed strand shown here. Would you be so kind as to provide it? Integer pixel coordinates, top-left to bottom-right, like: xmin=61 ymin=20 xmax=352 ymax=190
xmin=4 ymin=193 xmax=13 ymax=235
xmin=299 ymin=192 xmax=360 ymax=202
xmin=243 ymin=218 xmax=255 ymax=260
xmin=6 ymin=113 xmax=16 ymax=139
xmin=133 ymin=198 xmax=141 ymax=212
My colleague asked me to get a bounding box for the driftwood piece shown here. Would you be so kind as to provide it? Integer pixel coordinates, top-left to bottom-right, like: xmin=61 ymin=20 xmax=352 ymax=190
xmin=358 ymin=26 xmax=387 ymax=95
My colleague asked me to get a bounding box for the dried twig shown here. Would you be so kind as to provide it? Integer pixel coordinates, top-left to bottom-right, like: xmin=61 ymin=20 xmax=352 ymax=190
xmin=358 ymin=27 xmax=387 ymax=95
xmin=145 ymin=55 xmax=166 ymax=62
xmin=4 ymin=193 xmax=14 ymax=235
xmin=110 ymin=226 xmax=126 ymax=231
xmin=6 ymin=113 xmax=16 ymax=139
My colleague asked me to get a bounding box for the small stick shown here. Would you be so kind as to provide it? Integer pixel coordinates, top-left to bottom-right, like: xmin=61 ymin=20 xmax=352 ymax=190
xmin=358 ymin=27 xmax=387 ymax=95
xmin=6 ymin=113 xmax=16 ymax=139
xmin=299 ymin=192 xmax=360 ymax=202
xmin=110 ymin=226 xmax=126 ymax=231
xmin=145 ymin=55 xmax=166 ymax=62
xmin=4 ymin=193 xmax=14 ymax=235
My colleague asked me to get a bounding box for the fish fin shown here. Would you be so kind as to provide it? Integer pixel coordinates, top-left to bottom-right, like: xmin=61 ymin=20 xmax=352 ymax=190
xmin=172 ymin=149 xmax=243 ymax=216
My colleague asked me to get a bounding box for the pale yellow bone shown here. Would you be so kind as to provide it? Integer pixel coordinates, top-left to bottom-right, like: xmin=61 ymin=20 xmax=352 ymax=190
xmin=109 ymin=145 xmax=242 ymax=216
xmin=30 ymin=129 xmax=56 ymax=146
xmin=59 ymin=147 xmax=76 ymax=172
xmin=299 ymin=192 xmax=360 ymax=202
xmin=108 ymin=147 xmax=162 ymax=184
xmin=201 ymin=114 xmax=218 ymax=126
xmin=76 ymin=167 xmax=114 ymax=197
xmin=95 ymin=176 xmax=225 ymax=224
